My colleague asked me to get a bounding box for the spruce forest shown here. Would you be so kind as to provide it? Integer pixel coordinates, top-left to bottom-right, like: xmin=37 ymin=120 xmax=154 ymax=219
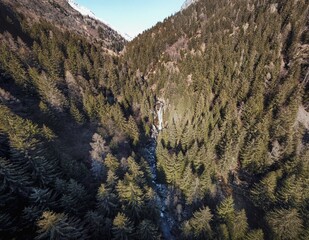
xmin=0 ymin=0 xmax=308 ymax=239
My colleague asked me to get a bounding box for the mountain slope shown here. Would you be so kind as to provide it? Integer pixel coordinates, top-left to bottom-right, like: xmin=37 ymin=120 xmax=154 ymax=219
xmin=181 ymin=0 xmax=199 ymax=10
xmin=123 ymin=0 xmax=309 ymax=238
xmin=0 ymin=0 xmax=126 ymax=52
xmin=67 ymin=0 xmax=97 ymax=19
xmin=67 ymin=0 xmax=133 ymax=41
xmin=0 ymin=1 xmax=159 ymax=239
xmin=0 ymin=0 xmax=308 ymax=239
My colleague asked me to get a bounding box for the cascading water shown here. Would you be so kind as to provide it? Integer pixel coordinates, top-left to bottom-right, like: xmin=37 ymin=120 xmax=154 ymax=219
xmin=142 ymin=100 xmax=176 ymax=240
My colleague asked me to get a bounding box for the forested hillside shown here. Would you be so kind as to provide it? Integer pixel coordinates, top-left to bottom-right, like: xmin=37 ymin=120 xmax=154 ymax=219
xmin=0 ymin=1 xmax=158 ymax=239
xmin=122 ymin=0 xmax=309 ymax=239
xmin=0 ymin=0 xmax=126 ymax=52
xmin=0 ymin=0 xmax=308 ymax=239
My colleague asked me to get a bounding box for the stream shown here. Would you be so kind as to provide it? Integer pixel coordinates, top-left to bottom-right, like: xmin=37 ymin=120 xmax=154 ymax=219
xmin=142 ymin=139 xmax=176 ymax=240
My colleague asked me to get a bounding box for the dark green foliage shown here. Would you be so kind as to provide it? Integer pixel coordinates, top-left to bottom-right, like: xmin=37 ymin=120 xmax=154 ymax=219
xmin=266 ymin=208 xmax=304 ymax=240
xmin=122 ymin=0 xmax=308 ymax=238
xmin=244 ymin=229 xmax=264 ymax=240
xmin=182 ymin=206 xmax=213 ymax=239
xmin=216 ymin=197 xmax=251 ymax=239
xmin=96 ymin=183 xmax=118 ymax=216
xmin=0 ymin=7 xmax=145 ymax=239
xmin=137 ymin=220 xmax=160 ymax=240
xmin=0 ymin=0 xmax=308 ymax=239
xmin=112 ymin=212 xmax=134 ymax=240
xmin=0 ymin=43 xmax=28 ymax=87
xmin=35 ymin=211 xmax=88 ymax=240
xmin=56 ymin=179 xmax=90 ymax=216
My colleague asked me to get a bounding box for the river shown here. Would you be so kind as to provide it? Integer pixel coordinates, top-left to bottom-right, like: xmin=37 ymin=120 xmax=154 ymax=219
xmin=142 ymin=139 xmax=176 ymax=240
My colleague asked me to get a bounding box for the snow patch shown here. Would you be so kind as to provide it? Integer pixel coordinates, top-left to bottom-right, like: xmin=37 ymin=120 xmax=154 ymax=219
xmin=67 ymin=0 xmax=132 ymax=40
xmin=181 ymin=0 xmax=199 ymax=10
xmin=67 ymin=0 xmax=97 ymax=19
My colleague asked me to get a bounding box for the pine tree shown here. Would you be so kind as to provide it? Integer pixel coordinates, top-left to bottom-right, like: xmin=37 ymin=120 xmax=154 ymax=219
xmin=164 ymin=153 xmax=183 ymax=185
xmin=29 ymin=188 xmax=58 ymax=210
xmin=116 ymin=179 xmax=144 ymax=221
xmin=278 ymin=174 xmax=304 ymax=207
xmin=0 ymin=212 xmax=15 ymax=232
xmin=244 ymin=229 xmax=264 ymax=240
xmin=36 ymin=211 xmax=88 ymax=240
xmin=229 ymin=209 xmax=248 ymax=240
xmin=250 ymin=171 xmax=281 ymax=210
xmin=185 ymin=206 xmax=213 ymax=239
xmin=57 ymin=179 xmax=89 ymax=216
xmin=104 ymin=154 xmax=120 ymax=173
xmin=137 ymin=220 xmax=160 ymax=240
xmin=90 ymin=133 xmax=109 ymax=180
xmin=126 ymin=116 xmax=140 ymax=145
xmin=70 ymin=101 xmax=85 ymax=125
xmin=112 ymin=212 xmax=134 ymax=240
xmin=126 ymin=156 xmax=144 ymax=185
xmin=85 ymin=211 xmax=112 ymax=240
xmin=96 ymin=183 xmax=117 ymax=216
xmin=29 ymin=68 xmax=67 ymax=112
xmin=266 ymin=208 xmax=304 ymax=240
xmin=0 ymin=157 xmax=32 ymax=193
xmin=217 ymin=196 xmax=235 ymax=221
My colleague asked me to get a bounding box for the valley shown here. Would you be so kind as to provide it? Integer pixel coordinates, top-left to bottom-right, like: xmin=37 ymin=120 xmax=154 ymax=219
xmin=0 ymin=0 xmax=308 ymax=239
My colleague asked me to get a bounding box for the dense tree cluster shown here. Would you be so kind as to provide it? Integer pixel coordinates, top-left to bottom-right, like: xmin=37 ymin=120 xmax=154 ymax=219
xmin=0 ymin=4 xmax=156 ymax=239
xmin=123 ymin=0 xmax=309 ymax=239
xmin=0 ymin=0 xmax=308 ymax=239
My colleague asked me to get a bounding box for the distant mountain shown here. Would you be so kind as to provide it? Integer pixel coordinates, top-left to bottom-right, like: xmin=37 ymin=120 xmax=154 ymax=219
xmin=67 ymin=0 xmax=97 ymax=20
xmin=67 ymin=0 xmax=132 ymax=41
xmin=0 ymin=0 xmax=126 ymax=52
xmin=181 ymin=0 xmax=199 ymax=10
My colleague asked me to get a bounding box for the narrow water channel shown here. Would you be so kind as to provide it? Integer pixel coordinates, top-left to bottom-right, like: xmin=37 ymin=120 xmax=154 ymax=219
xmin=142 ymin=139 xmax=175 ymax=240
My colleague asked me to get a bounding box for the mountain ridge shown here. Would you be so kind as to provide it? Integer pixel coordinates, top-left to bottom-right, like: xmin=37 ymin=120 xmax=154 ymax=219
xmin=181 ymin=0 xmax=199 ymax=10
xmin=0 ymin=0 xmax=126 ymax=52
xmin=67 ymin=0 xmax=133 ymax=41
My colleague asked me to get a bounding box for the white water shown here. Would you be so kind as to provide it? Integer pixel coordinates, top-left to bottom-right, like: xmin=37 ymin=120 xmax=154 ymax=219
xmin=67 ymin=0 xmax=132 ymax=40
xmin=157 ymin=104 xmax=164 ymax=131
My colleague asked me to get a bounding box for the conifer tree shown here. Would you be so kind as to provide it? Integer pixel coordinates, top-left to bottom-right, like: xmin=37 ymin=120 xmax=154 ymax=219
xmin=36 ymin=211 xmax=88 ymax=240
xmin=137 ymin=220 xmax=160 ymax=240
xmin=112 ymin=212 xmax=134 ymax=240
xmin=266 ymin=208 xmax=304 ymax=240
xmin=244 ymin=229 xmax=264 ymax=240
xmin=85 ymin=211 xmax=112 ymax=240
xmin=96 ymin=183 xmax=117 ymax=216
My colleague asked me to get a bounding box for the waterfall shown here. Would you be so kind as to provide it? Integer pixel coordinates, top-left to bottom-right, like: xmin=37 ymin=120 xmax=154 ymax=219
xmin=152 ymin=100 xmax=164 ymax=138
xmin=157 ymin=102 xmax=164 ymax=131
xmin=141 ymin=99 xmax=176 ymax=239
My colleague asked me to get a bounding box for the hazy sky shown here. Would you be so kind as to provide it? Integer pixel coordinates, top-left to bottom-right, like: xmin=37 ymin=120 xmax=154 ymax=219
xmin=75 ymin=0 xmax=184 ymax=38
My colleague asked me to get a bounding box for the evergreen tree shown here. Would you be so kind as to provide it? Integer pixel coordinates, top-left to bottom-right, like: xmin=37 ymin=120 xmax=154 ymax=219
xmin=266 ymin=208 xmax=304 ymax=240
xmin=182 ymin=206 xmax=213 ymax=239
xmin=112 ymin=213 xmax=134 ymax=240
xmin=36 ymin=211 xmax=88 ymax=240
xmin=137 ymin=220 xmax=160 ymax=240
xmin=96 ymin=183 xmax=118 ymax=216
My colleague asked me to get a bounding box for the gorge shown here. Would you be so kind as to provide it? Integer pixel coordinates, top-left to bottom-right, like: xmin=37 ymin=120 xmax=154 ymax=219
xmin=0 ymin=0 xmax=308 ymax=239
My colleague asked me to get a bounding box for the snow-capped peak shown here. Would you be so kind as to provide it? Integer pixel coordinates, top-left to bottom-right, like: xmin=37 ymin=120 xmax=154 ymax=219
xmin=67 ymin=0 xmax=97 ymax=19
xmin=181 ymin=0 xmax=199 ymax=10
xmin=66 ymin=0 xmax=132 ymax=41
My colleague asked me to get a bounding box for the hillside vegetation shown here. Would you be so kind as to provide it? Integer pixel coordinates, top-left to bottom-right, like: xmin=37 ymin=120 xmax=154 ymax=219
xmin=0 ymin=0 xmax=308 ymax=239
xmin=123 ymin=0 xmax=309 ymax=239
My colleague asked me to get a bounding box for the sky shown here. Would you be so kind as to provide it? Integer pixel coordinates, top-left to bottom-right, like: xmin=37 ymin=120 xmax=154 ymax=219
xmin=74 ymin=0 xmax=185 ymax=39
